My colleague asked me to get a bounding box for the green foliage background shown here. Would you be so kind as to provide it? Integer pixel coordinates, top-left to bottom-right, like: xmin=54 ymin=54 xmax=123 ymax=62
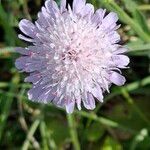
xmin=0 ymin=0 xmax=150 ymax=149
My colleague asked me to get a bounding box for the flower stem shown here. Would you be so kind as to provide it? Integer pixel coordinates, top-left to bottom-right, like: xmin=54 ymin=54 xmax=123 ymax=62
xmin=121 ymin=88 xmax=150 ymax=125
xmin=67 ymin=114 xmax=80 ymax=150
xmin=22 ymin=119 xmax=40 ymax=150
xmin=75 ymin=111 xmax=136 ymax=134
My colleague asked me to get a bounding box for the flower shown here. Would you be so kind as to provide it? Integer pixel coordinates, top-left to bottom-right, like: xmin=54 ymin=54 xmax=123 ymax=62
xmin=15 ymin=0 xmax=129 ymax=113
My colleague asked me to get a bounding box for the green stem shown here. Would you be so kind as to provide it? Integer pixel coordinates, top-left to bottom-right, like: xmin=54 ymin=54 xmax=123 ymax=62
xmin=0 ymin=82 xmax=31 ymax=89
xmin=127 ymin=43 xmax=150 ymax=52
xmin=0 ymin=3 xmax=21 ymax=46
xmin=67 ymin=114 xmax=80 ymax=150
xmin=0 ymin=47 xmax=15 ymax=55
xmin=40 ymin=121 xmax=49 ymax=150
xmin=75 ymin=111 xmax=136 ymax=134
xmin=19 ymin=0 xmax=31 ymax=20
xmin=22 ymin=119 xmax=40 ymax=150
xmin=0 ymin=74 xmax=20 ymax=141
xmin=121 ymin=88 xmax=150 ymax=125
xmin=40 ymin=121 xmax=56 ymax=150
xmin=138 ymin=5 xmax=150 ymax=11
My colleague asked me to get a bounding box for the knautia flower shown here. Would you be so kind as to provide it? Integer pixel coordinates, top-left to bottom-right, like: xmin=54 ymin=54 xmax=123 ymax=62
xmin=15 ymin=0 xmax=129 ymax=113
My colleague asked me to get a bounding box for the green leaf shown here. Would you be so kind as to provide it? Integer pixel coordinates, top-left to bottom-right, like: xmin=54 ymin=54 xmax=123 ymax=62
xmin=133 ymin=9 xmax=150 ymax=35
xmin=102 ymin=136 xmax=122 ymax=150
xmin=122 ymin=0 xmax=137 ymax=13
xmin=85 ymin=122 xmax=105 ymax=142
xmin=46 ymin=119 xmax=69 ymax=147
xmin=122 ymin=0 xmax=150 ymax=35
xmin=137 ymin=136 xmax=150 ymax=150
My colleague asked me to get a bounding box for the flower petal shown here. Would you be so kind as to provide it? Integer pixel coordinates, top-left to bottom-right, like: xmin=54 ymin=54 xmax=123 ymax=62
xmin=15 ymin=47 xmax=30 ymax=55
xmin=60 ymin=0 xmax=66 ymax=13
xmin=66 ymin=101 xmax=75 ymax=113
xmin=28 ymin=85 xmax=56 ymax=103
xmin=45 ymin=0 xmax=59 ymax=16
xmin=91 ymin=85 xmax=103 ymax=102
xmin=113 ymin=46 xmax=128 ymax=54
xmin=25 ymin=73 xmax=41 ymax=84
xmin=102 ymin=12 xmax=118 ymax=29
xmin=19 ymin=19 xmax=37 ymax=38
xmin=38 ymin=89 xmax=52 ymax=103
xmin=18 ymin=34 xmax=34 ymax=42
xmin=15 ymin=57 xmax=27 ymax=70
xmin=92 ymin=9 xmax=106 ymax=25
xmin=110 ymin=72 xmax=126 ymax=86
xmin=112 ymin=55 xmax=130 ymax=68
xmin=108 ymin=31 xmax=120 ymax=43
xmin=73 ymin=0 xmax=86 ymax=14
xmin=81 ymin=3 xmax=94 ymax=18
xmin=83 ymin=92 xmax=95 ymax=110
xmin=28 ymin=86 xmax=43 ymax=101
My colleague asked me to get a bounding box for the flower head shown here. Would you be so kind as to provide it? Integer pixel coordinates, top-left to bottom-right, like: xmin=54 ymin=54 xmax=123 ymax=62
xmin=15 ymin=0 xmax=129 ymax=113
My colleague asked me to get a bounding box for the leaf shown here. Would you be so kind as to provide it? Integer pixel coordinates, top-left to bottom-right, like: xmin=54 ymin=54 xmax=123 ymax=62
xmin=46 ymin=119 xmax=69 ymax=146
xmin=102 ymin=136 xmax=122 ymax=150
xmin=123 ymin=0 xmax=150 ymax=35
xmin=137 ymin=136 xmax=150 ymax=150
xmin=85 ymin=122 xmax=105 ymax=142
xmin=127 ymin=42 xmax=150 ymax=56
xmin=133 ymin=9 xmax=150 ymax=35
xmin=122 ymin=0 xmax=137 ymax=13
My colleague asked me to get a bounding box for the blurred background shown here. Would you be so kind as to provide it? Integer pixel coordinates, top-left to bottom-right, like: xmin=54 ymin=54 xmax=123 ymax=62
xmin=0 ymin=0 xmax=150 ymax=149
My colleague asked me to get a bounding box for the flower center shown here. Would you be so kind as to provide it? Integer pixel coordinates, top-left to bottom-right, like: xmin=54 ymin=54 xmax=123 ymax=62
xmin=62 ymin=46 xmax=79 ymax=62
xmin=67 ymin=49 xmax=78 ymax=61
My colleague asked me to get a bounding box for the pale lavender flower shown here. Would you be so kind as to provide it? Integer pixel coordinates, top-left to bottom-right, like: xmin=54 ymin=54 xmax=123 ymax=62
xmin=15 ymin=0 xmax=129 ymax=113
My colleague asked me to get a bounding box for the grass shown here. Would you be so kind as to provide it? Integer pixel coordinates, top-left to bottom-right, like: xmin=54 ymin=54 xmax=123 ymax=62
xmin=0 ymin=0 xmax=150 ymax=149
